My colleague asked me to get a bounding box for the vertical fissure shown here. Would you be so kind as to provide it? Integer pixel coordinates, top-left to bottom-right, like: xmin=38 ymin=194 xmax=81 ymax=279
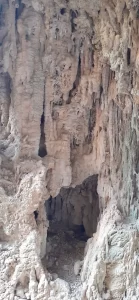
xmin=38 ymin=85 xmax=47 ymax=158
xmin=70 ymin=9 xmax=78 ymax=32
xmin=15 ymin=0 xmax=25 ymax=21
xmin=127 ymin=48 xmax=131 ymax=66
xmin=66 ymin=54 xmax=81 ymax=104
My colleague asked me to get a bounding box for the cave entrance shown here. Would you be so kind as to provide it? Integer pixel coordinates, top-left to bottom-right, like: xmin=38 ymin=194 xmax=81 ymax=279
xmin=46 ymin=175 xmax=99 ymax=238
xmin=44 ymin=175 xmax=99 ymax=295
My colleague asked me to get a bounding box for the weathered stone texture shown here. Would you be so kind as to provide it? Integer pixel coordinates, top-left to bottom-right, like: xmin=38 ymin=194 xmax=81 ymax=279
xmin=1 ymin=0 xmax=139 ymax=299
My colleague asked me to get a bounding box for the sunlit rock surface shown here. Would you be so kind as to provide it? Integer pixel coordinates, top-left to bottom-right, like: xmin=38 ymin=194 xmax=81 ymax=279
xmin=1 ymin=0 xmax=139 ymax=299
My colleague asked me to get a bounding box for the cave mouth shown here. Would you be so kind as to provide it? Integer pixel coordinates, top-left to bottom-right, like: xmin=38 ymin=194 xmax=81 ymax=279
xmin=44 ymin=175 xmax=99 ymax=292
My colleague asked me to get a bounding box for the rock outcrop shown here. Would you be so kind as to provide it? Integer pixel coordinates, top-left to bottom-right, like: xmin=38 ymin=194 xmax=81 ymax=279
xmin=1 ymin=0 xmax=139 ymax=299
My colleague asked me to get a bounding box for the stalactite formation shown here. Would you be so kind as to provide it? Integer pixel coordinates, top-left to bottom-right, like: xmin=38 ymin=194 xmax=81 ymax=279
xmin=0 ymin=0 xmax=139 ymax=299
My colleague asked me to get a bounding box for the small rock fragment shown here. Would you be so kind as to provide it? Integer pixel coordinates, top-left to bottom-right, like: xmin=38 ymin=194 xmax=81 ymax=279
xmin=74 ymin=260 xmax=82 ymax=276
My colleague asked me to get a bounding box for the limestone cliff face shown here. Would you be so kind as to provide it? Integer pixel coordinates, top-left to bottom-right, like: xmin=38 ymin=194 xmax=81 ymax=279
xmin=1 ymin=0 xmax=139 ymax=299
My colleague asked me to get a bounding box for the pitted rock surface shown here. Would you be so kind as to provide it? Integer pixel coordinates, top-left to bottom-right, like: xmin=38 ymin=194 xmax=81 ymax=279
xmin=1 ymin=0 xmax=139 ymax=299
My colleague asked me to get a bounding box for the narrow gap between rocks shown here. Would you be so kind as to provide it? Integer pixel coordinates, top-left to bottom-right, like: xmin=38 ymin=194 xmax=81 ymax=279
xmin=38 ymin=99 xmax=47 ymax=158
xmin=66 ymin=54 xmax=81 ymax=104
xmin=127 ymin=48 xmax=131 ymax=66
xmin=15 ymin=0 xmax=25 ymax=21
xmin=43 ymin=175 xmax=99 ymax=297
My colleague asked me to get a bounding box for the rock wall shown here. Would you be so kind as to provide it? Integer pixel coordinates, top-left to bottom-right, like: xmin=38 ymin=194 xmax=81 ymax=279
xmin=1 ymin=0 xmax=139 ymax=299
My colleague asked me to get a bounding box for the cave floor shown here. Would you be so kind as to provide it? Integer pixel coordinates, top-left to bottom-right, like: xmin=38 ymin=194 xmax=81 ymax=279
xmin=44 ymin=221 xmax=87 ymax=298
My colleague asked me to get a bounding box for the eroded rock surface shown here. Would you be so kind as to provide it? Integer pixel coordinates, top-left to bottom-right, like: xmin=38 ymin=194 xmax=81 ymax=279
xmin=1 ymin=0 xmax=139 ymax=299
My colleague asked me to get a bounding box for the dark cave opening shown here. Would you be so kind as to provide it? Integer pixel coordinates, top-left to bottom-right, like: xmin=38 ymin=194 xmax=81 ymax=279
xmin=44 ymin=175 xmax=99 ymax=284
xmin=60 ymin=8 xmax=66 ymax=15
xmin=46 ymin=175 xmax=99 ymax=238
